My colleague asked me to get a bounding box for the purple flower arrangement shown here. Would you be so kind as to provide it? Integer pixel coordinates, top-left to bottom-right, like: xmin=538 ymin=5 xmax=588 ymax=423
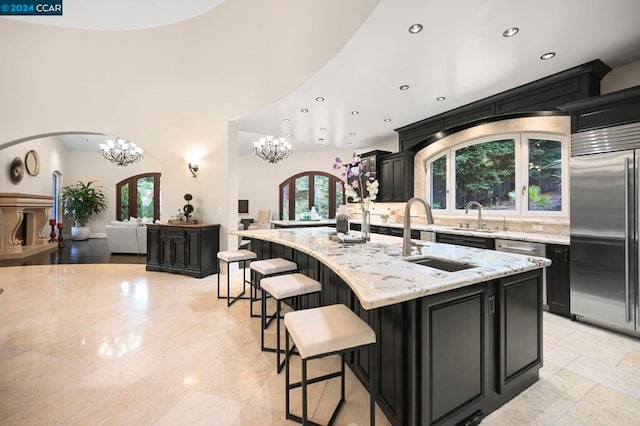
xmin=333 ymin=153 xmax=379 ymax=210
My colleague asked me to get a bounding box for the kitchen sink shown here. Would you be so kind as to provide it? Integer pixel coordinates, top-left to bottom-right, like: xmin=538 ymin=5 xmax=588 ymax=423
xmin=404 ymin=256 xmax=476 ymax=272
xmin=448 ymin=227 xmax=496 ymax=233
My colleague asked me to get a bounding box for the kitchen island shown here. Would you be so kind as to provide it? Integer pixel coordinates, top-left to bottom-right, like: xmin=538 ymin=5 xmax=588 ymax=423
xmin=232 ymin=227 xmax=550 ymax=425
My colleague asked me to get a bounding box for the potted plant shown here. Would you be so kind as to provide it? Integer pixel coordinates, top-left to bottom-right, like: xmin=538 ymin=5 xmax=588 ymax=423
xmin=60 ymin=181 xmax=108 ymax=240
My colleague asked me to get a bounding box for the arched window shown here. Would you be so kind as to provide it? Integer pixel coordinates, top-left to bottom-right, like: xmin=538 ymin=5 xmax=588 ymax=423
xmin=279 ymin=171 xmax=345 ymax=220
xmin=426 ymin=132 xmax=568 ymax=216
xmin=116 ymin=173 xmax=161 ymax=220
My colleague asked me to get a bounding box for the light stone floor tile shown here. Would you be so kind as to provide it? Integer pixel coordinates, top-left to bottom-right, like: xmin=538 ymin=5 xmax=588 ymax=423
xmin=155 ymin=390 xmax=244 ymax=426
xmin=2 ymin=264 xmax=640 ymax=425
xmin=562 ymin=384 xmax=640 ymax=425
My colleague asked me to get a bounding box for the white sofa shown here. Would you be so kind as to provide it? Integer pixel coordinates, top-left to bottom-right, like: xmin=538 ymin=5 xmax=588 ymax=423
xmin=105 ymin=220 xmax=148 ymax=255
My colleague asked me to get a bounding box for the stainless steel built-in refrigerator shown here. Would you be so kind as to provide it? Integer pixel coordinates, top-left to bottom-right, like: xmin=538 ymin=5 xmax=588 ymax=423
xmin=571 ymin=122 xmax=640 ymax=333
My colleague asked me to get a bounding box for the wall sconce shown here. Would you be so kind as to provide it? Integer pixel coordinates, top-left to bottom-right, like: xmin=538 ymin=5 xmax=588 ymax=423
xmin=188 ymin=162 xmax=199 ymax=178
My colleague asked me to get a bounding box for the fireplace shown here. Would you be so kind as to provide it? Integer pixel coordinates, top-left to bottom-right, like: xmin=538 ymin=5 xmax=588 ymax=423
xmin=0 ymin=193 xmax=55 ymax=259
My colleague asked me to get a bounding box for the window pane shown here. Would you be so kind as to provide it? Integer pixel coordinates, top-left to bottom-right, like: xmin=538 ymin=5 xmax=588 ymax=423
xmin=137 ymin=177 xmax=155 ymax=218
xmin=528 ymin=139 xmax=562 ymax=211
xmin=282 ymin=183 xmax=290 ymax=220
xmin=336 ymin=181 xmax=344 ymax=209
xmin=431 ymin=155 xmax=447 ymax=209
xmin=455 ymin=139 xmax=515 ymax=210
xmin=314 ymin=175 xmax=330 ymax=218
xmin=295 ymin=176 xmax=309 ymax=219
xmin=120 ymin=184 xmax=129 ymax=220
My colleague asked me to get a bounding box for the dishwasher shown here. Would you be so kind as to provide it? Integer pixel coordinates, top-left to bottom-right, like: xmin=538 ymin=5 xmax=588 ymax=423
xmin=495 ymin=239 xmax=548 ymax=306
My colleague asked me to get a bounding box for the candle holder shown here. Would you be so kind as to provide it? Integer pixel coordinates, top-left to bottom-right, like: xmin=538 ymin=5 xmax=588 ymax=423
xmin=56 ymin=222 xmax=65 ymax=247
xmin=49 ymin=219 xmax=57 ymax=243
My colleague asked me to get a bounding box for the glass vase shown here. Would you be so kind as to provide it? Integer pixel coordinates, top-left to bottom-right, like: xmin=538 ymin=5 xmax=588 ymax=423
xmin=361 ymin=207 xmax=370 ymax=241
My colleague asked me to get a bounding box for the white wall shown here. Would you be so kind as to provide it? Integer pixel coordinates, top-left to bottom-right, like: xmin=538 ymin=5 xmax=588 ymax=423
xmin=602 ymin=60 xmax=640 ymax=94
xmin=0 ymin=136 xmax=66 ymax=195
xmin=237 ymin=139 xmax=397 ymax=221
xmin=64 ymin=150 xmax=164 ymax=237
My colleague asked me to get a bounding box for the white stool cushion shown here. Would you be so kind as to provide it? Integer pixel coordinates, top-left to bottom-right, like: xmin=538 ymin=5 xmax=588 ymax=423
xmin=284 ymin=304 xmax=376 ymax=359
xmin=250 ymin=258 xmax=297 ymax=275
xmin=261 ymin=273 xmax=321 ymax=300
xmin=217 ymin=250 xmax=257 ymax=262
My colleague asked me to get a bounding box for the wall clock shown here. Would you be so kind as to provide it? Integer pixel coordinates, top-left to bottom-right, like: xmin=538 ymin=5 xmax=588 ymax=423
xmin=10 ymin=157 xmax=24 ymax=184
xmin=25 ymin=150 xmax=40 ymax=176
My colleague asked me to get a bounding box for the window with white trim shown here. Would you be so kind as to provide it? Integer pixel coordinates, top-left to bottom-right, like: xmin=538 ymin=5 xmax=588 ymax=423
xmin=426 ymin=132 xmax=568 ymax=216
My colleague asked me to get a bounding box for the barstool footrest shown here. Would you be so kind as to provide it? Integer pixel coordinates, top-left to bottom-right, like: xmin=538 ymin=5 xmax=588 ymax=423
xmin=287 ymin=370 xmax=342 ymax=390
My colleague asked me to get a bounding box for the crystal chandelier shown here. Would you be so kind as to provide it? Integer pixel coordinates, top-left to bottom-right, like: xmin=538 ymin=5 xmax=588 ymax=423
xmin=252 ymin=136 xmax=292 ymax=164
xmin=99 ymin=138 xmax=144 ymax=166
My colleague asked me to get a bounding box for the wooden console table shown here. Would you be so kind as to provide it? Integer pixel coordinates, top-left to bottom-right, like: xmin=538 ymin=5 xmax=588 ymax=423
xmin=146 ymin=223 xmax=220 ymax=278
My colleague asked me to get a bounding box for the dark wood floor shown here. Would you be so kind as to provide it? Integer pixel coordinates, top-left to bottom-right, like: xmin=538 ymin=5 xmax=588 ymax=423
xmin=0 ymin=238 xmax=147 ymax=267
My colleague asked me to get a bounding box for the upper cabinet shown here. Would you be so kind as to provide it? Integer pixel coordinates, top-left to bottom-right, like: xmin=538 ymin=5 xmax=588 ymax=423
xmin=379 ymin=152 xmax=415 ymax=202
xmin=395 ymin=60 xmax=610 ymax=153
xmin=559 ymin=85 xmax=640 ymax=133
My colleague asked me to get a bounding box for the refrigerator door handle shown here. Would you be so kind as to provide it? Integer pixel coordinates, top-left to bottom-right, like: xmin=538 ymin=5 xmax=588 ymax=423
xmin=625 ymin=157 xmax=632 ymax=323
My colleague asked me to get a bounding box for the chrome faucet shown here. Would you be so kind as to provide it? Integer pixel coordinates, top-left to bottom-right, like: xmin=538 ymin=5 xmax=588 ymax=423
xmin=465 ymin=201 xmax=483 ymax=229
xmin=403 ymin=197 xmax=434 ymax=256
xmin=498 ymin=214 xmax=509 ymax=231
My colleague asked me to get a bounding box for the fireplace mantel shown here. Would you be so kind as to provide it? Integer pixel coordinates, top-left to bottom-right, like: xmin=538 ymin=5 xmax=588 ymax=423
xmin=0 ymin=192 xmax=56 ymax=260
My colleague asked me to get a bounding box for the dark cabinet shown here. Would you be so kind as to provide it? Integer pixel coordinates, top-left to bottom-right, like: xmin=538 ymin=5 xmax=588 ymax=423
xmin=546 ymin=244 xmax=571 ymax=317
xmin=498 ymin=271 xmax=543 ymax=396
xmin=421 ymin=283 xmax=493 ymax=425
xmin=379 ymin=152 xmax=415 ymax=202
xmin=436 ymin=232 xmax=495 ymax=249
xmin=348 ymin=150 xmax=390 ymax=200
xmin=252 ymin=240 xmax=542 ymax=426
xmin=146 ymin=223 xmax=220 ymax=278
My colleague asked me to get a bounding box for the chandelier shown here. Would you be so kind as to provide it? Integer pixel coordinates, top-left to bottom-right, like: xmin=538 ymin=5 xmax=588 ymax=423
xmin=99 ymin=138 xmax=144 ymax=166
xmin=252 ymin=136 xmax=292 ymax=164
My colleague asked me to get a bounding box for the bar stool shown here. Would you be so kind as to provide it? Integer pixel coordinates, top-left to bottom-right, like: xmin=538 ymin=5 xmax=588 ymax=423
xmin=248 ymin=258 xmax=297 ymax=318
xmin=216 ymin=250 xmax=256 ymax=307
xmin=284 ymin=304 xmax=377 ymax=426
xmin=260 ymin=273 xmax=321 ymax=372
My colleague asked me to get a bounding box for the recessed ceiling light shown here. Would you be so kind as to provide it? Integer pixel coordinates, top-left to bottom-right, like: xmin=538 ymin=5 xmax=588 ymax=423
xmin=384 ymin=118 xmax=391 ymax=122
xmin=300 ymin=108 xmax=309 ymax=113
xmin=351 ymin=111 xmax=359 ymax=115
xmin=320 ymin=127 xmax=326 ymax=131
xmin=502 ymin=27 xmax=519 ymax=37
xmin=318 ymin=138 xmax=324 ymax=142
xmin=286 ymin=133 xmax=293 ymax=137
xmin=408 ymin=24 xmax=423 ymax=34
xmin=540 ymin=52 xmax=556 ymax=60
xmin=282 ymin=118 xmax=290 ymax=122
xmin=399 ymin=85 xmax=410 ymax=90
xmin=315 ymin=97 xmax=325 ymax=102
xmin=436 ymin=96 xmax=446 ymax=101
xmin=349 ymin=132 xmax=356 ymax=136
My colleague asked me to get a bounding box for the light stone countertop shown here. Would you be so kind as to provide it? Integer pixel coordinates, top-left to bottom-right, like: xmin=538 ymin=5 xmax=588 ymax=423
xmin=350 ymin=221 xmax=569 ymax=245
xmin=231 ymin=227 xmax=551 ymax=310
xmin=270 ymin=219 xmax=336 ymax=227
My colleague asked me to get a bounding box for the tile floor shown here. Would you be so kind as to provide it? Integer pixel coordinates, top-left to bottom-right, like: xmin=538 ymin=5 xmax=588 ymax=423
xmin=1 ymin=264 xmax=639 ymax=425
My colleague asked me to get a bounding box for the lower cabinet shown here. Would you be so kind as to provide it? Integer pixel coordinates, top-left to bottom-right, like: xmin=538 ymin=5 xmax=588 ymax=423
xmin=146 ymin=223 xmax=220 ymax=278
xmin=546 ymin=244 xmax=571 ymax=317
xmin=436 ymin=232 xmax=495 ymax=249
xmin=250 ymin=240 xmax=542 ymax=426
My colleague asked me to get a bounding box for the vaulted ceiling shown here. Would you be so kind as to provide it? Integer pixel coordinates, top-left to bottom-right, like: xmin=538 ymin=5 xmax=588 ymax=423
xmin=2 ymin=0 xmax=640 ymax=160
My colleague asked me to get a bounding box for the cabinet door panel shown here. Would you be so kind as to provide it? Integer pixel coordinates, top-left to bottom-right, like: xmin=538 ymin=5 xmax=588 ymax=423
xmin=499 ymin=272 xmax=542 ymax=390
xmin=172 ymin=237 xmax=186 ymax=268
xmin=185 ymin=230 xmax=200 ymax=270
xmin=421 ymin=287 xmax=488 ymax=425
xmin=547 ymin=245 xmax=571 ymax=316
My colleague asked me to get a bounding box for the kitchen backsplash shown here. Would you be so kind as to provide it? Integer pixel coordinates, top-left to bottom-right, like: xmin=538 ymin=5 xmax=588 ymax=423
xmin=347 ymin=202 xmax=569 ymax=236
